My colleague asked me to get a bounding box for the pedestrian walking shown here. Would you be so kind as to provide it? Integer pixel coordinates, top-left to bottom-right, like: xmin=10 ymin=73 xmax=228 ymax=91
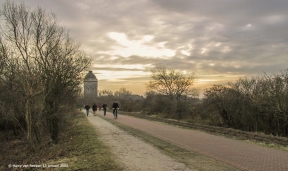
xmin=92 ymin=103 xmax=97 ymax=116
xmin=102 ymin=103 xmax=107 ymax=116
xmin=84 ymin=104 xmax=90 ymax=116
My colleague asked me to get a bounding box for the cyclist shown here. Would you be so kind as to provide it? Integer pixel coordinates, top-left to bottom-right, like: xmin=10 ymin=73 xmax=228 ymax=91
xmin=112 ymin=100 xmax=119 ymax=119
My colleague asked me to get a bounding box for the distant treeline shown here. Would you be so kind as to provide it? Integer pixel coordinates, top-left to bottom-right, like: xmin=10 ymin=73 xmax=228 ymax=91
xmin=93 ymin=70 xmax=288 ymax=138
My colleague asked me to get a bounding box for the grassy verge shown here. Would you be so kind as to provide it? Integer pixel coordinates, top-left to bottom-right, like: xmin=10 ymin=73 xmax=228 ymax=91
xmin=0 ymin=110 xmax=123 ymax=171
xmin=98 ymin=115 xmax=241 ymax=171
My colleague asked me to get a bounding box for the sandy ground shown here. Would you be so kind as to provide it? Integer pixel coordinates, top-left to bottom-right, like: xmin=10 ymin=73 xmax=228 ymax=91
xmin=86 ymin=111 xmax=195 ymax=171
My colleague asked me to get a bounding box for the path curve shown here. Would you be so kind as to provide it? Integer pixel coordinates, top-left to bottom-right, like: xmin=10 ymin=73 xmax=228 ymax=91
xmin=97 ymin=111 xmax=288 ymax=171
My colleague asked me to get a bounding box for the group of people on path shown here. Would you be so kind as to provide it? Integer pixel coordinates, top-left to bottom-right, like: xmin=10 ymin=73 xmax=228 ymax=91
xmin=84 ymin=100 xmax=119 ymax=118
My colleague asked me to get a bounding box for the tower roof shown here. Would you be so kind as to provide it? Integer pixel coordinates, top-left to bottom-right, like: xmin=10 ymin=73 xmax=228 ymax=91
xmin=84 ymin=71 xmax=97 ymax=81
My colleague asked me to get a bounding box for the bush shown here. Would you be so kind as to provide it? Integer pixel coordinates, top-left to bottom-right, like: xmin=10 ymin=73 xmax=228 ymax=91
xmin=203 ymin=70 xmax=288 ymax=137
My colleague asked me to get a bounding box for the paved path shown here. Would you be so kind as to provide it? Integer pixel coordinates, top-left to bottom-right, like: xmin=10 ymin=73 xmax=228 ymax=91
xmin=96 ymin=111 xmax=288 ymax=171
xmin=85 ymin=111 xmax=194 ymax=171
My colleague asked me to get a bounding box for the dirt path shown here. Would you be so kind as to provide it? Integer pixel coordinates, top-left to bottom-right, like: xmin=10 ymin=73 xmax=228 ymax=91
xmin=97 ymin=111 xmax=288 ymax=171
xmin=84 ymin=111 xmax=194 ymax=171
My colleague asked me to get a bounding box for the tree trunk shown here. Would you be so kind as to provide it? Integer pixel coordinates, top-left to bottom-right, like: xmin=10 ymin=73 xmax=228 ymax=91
xmin=45 ymin=97 xmax=60 ymax=144
xmin=25 ymin=100 xmax=33 ymax=146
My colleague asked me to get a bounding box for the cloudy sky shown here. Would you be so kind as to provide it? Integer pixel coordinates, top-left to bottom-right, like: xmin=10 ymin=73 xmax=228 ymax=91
xmin=8 ymin=0 xmax=288 ymax=96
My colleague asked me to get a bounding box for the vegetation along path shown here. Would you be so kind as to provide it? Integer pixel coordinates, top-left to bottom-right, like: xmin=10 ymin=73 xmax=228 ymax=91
xmin=94 ymin=111 xmax=288 ymax=171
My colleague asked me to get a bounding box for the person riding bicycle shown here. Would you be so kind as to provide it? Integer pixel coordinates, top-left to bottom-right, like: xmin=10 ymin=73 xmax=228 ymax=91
xmin=112 ymin=100 xmax=119 ymax=119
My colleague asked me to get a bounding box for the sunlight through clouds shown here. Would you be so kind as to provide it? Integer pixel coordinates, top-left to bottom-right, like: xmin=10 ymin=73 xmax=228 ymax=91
xmin=108 ymin=32 xmax=130 ymax=46
xmin=179 ymin=44 xmax=192 ymax=56
xmin=106 ymin=32 xmax=175 ymax=58
xmin=94 ymin=63 xmax=151 ymax=70
xmin=92 ymin=64 xmax=151 ymax=82
xmin=181 ymin=50 xmax=190 ymax=56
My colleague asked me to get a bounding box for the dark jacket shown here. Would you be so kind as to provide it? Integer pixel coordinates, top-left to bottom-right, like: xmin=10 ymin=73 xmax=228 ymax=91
xmin=102 ymin=104 xmax=107 ymax=109
xmin=84 ymin=105 xmax=90 ymax=110
xmin=92 ymin=104 xmax=97 ymax=111
xmin=112 ymin=102 xmax=119 ymax=109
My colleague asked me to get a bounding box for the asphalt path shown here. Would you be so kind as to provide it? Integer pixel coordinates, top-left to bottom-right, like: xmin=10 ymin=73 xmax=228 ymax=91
xmin=95 ymin=110 xmax=288 ymax=171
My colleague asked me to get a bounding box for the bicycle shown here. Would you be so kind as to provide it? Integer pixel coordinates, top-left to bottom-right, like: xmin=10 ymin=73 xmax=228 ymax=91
xmin=112 ymin=108 xmax=119 ymax=119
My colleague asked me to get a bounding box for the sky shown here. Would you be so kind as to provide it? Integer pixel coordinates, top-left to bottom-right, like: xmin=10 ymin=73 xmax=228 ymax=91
xmin=5 ymin=0 xmax=288 ymax=96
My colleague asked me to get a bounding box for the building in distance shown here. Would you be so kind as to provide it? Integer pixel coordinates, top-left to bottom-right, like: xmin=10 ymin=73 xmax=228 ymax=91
xmin=84 ymin=71 xmax=98 ymax=102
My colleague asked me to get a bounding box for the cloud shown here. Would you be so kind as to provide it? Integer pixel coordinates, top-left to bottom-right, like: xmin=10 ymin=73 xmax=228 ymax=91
xmin=6 ymin=0 xmax=288 ymax=95
xmin=101 ymin=32 xmax=175 ymax=58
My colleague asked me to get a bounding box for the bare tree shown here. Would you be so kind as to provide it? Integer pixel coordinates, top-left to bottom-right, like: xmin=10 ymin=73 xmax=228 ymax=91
xmin=99 ymin=89 xmax=114 ymax=97
xmin=147 ymin=66 xmax=198 ymax=103
xmin=204 ymin=70 xmax=288 ymax=136
xmin=146 ymin=66 xmax=198 ymax=119
xmin=0 ymin=1 xmax=91 ymax=145
xmin=114 ymin=87 xmax=132 ymax=99
xmin=1 ymin=2 xmax=45 ymax=145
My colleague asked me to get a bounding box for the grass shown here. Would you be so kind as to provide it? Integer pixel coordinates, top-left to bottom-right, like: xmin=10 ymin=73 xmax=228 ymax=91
xmin=242 ymin=139 xmax=288 ymax=152
xmin=0 ymin=110 xmax=123 ymax=171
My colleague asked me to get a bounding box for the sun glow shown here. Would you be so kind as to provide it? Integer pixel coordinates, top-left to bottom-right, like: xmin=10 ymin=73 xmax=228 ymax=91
xmin=106 ymin=32 xmax=175 ymax=58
